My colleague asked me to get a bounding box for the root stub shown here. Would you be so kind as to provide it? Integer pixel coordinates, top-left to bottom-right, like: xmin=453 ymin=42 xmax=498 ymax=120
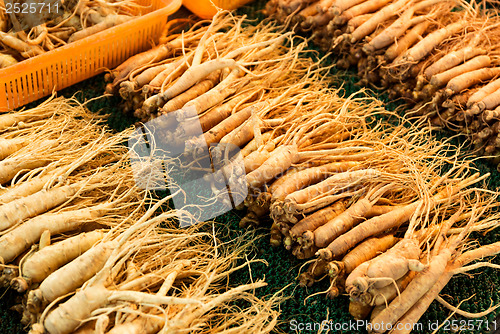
xmin=10 ymin=277 xmax=29 ymax=293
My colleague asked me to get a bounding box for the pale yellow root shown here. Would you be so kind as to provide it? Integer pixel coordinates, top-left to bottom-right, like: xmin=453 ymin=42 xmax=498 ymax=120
xmin=145 ymin=57 xmax=190 ymax=95
xmin=370 ymin=304 xmax=386 ymax=322
xmin=363 ymin=0 xmax=439 ymax=54
xmin=388 ymin=269 xmax=452 ymax=334
xmin=317 ymin=174 xmax=483 ymax=261
xmin=313 ymin=196 xmax=374 ymax=249
xmin=283 ymin=169 xmax=380 ymax=212
xmin=349 ymin=0 xmax=412 ymax=44
xmin=182 ymin=68 xmax=245 ymax=115
xmin=43 ymin=284 xmax=110 ymax=334
xmin=331 ymin=0 xmax=366 ymax=15
xmin=39 ymin=230 xmax=51 ymax=250
xmin=365 ymin=238 xmax=422 ymax=288
xmin=0 ymin=181 xmax=85 ymax=232
xmin=244 ymin=149 xmax=272 ymax=174
xmin=423 ymin=46 xmax=487 ymax=81
xmin=368 ymin=271 xmax=417 ymax=306
xmin=369 ymin=248 xmax=452 ymax=333
xmin=385 ymin=21 xmax=431 ymax=62
xmin=159 ymin=70 xmax=221 ymax=114
xmin=107 ymin=316 xmax=162 ymax=334
xmin=0 ymin=201 xmax=120 ymax=264
xmin=334 ymin=0 xmax=393 ymax=29
xmin=162 ymin=281 xmax=267 ymax=332
xmin=429 ymin=55 xmax=491 ymax=88
xmin=27 ymin=241 xmax=117 ymax=313
xmin=68 ymin=15 xmax=132 ymax=43
xmin=0 ymin=138 xmax=27 ymax=160
xmin=116 ymin=260 xmax=191 ymax=292
xmin=246 ymin=145 xmax=300 ymax=189
xmin=134 ymin=61 xmax=176 ymax=88
xmin=0 ymin=54 xmax=17 ymax=68
xmin=291 ymin=200 xmax=349 ymax=241
xmin=0 ymin=155 xmax=52 ymax=185
xmin=402 ymin=20 xmax=468 ymax=64
xmin=202 ymin=101 xmax=267 ymax=147
xmin=445 ymin=67 xmax=500 ymax=97
xmin=240 ymin=131 xmax=274 ymax=157
xmin=161 ymin=58 xmax=237 ymax=101
xmin=0 ymin=32 xmax=44 ymax=57
xmin=388 ymin=241 xmax=500 ymax=332
xmin=15 ymin=230 xmax=105 ymax=288
xmin=328 ymin=234 xmax=400 ymax=280
xmin=110 ymin=37 xmax=185 ymax=87
xmin=0 ymin=102 xmax=56 ymax=131
xmin=43 ymin=284 xmax=200 ymax=334
xmin=71 ymin=321 xmax=97 ymax=334
xmin=0 ymin=168 xmax=63 ymax=205
xmin=345 ymin=238 xmax=422 ymax=298
xmin=467 ymin=77 xmax=500 ymax=108
xmin=271 ymin=161 xmax=361 ymax=202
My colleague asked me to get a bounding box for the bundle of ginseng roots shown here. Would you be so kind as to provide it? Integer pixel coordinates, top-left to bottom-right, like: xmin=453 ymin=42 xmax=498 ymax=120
xmin=238 ymin=88 xmax=500 ymax=332
xmin=0 ymin=0 xmax=144 ymax=68
xmin=265 ymin=0 xmax=500 ymax=171
xmin=104 ymin=12 xmax=311 ymax=123
xmin=104 ymin=11 xmax=500 ymax=333
xmin=29 ymin=204 xmax=279 ymax=334
xmin=0 ymin=96 xmax=146 ymax=329
xmin=0 ymin=97 xmax=280 ymax=334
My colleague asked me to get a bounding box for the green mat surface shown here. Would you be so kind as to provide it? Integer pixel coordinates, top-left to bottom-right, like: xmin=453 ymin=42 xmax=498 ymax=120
xmin=1 ymin=2 xmax=500 ymax=333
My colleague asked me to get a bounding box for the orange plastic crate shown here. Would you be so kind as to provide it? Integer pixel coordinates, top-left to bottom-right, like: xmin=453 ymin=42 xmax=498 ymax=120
xmin=0 ymin=0 xmax=182 ymax=112
xmin=182 ymin=0 xmax=254 ymax=19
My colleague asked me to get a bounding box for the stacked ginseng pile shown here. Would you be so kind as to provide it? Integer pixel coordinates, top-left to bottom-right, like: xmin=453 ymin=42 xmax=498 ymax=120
xmin=265 ymin=0 xmax=500 ymax=169
xmin=105 ymin=13 xmax=307 ymax=122
xmin=0 ymin=96 xmax=145 ymax=329
xmin=0 ymin=97 xmax=279 ymax=334
xmin=30 ymin=205 xmax=279 ymax=334
xmin=242 ymin=91 xmax=500 ymax=331
xmin=106 ymin=11 xmax=500 ymax=333
xmin=0 ymin=0 xmax=143 ymax=68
